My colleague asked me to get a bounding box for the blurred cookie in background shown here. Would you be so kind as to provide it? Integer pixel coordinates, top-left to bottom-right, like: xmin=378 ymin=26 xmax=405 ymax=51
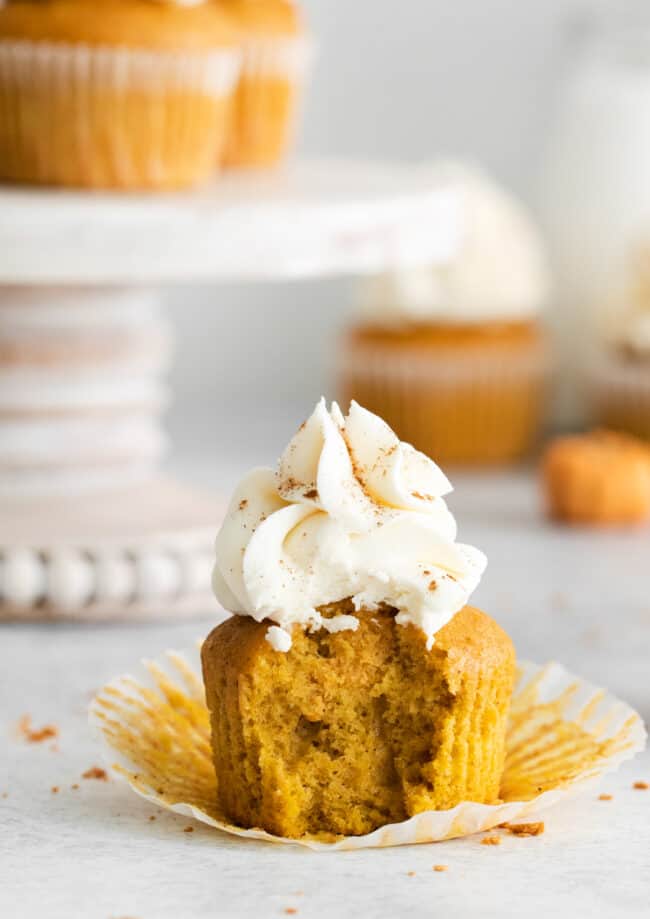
xmin=541 ymin=429 xmax=650 ymax=527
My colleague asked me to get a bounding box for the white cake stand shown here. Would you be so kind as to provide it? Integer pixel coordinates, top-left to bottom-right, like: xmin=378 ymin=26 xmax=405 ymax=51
xmin=0 ymin=158 xmax=458 ymax=621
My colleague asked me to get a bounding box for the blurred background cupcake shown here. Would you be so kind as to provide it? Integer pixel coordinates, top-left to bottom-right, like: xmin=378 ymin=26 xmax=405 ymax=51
xmin=338 ymin=164 xmax=550 ymax=466
xmin=589 ymin=250 xmax=650 ymax=439
xmin=220 ymin=0 xmax=311 ymax=168
xmin=0 ymin=0 xmax=241 ymax=189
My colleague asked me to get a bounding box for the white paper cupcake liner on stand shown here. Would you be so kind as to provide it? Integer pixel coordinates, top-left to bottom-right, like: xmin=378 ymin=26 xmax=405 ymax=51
xmin=90 ymin=646 xmax=646 ymax=851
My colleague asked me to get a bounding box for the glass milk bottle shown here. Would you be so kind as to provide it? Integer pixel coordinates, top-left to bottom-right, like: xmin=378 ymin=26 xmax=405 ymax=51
xmin=539 ymin=2 xmax=650 ymax=423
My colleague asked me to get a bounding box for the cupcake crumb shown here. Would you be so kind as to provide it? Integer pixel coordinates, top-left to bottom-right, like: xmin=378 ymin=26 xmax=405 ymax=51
xmin=51 ymin=786 xmax=59 ymax=794
xmin=17 ymin=714 xmax=58 ymax=744
xmin=1 ymin=792 xmax=8 ymax=799
xmin=407 ymin=871 xmax=416 ymax=877
xmin=82 ymin=766 xmax=108 ymax=781
xmin=433 ymin=865 xmax=448 ymax=872
xmin=70 ymin=784 xmax=80 ymax=791
xmin=633 ymin=781 xmax=649 ymax=790
xmin=501 ymin=822 xmax=544 ymax=837
xmin=148 ymin=815 xmax=156 ymax=822
xmin=183 ymin=826 xmax=194 ymax=833
xmin=284 ymin=910 xmax=298 ymax=916
xmin=481 ymin=835 xmax=501 ymax=846
xmin=598 ymin=793 xmax=613 ymax=801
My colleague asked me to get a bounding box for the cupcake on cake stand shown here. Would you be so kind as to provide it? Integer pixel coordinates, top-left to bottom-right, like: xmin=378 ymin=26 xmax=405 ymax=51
xmin=0 ymin=160 xmax=458 ymax=621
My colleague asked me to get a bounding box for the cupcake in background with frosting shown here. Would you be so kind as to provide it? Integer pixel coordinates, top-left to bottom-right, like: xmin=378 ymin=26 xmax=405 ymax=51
xmin=219 ymin=0 xmax=312 ymax=168
xmin=339 ymin=163 xmax=550 ymax=466
xmin=0 ymin=0 xmax=241 ymax=189
xmin=590 ymin=253 xmax=650 ymax=440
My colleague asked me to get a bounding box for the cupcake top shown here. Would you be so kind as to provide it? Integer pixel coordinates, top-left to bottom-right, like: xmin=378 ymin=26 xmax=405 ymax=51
xmin=357 ymin=163 xmax=549 ymax=326
xmin=212 ymin=399 xmax=486 ymax=651
xmin=219 ymin=0 xmax=303 ymax=37
xmin=0 ymin=0 xmax=241 ymax=50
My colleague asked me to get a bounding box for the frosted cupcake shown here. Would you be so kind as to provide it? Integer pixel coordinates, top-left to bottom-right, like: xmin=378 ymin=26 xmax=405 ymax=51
xmin=202 ymin=399 xmax=515 ymax=838
xmin=0 ymin=0 xmax=241 ymax=189
xmin=339 ymin=165 xmax=550 ymax=466
xmin=220 ymin=0 xmax=311 ymax=168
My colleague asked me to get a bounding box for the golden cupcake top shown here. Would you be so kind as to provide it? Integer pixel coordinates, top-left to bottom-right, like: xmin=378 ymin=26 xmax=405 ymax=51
xmin=218 ymin=0 xmax=303 ymax=36
xmin=0 ymin=0 xmax=241 ymax=50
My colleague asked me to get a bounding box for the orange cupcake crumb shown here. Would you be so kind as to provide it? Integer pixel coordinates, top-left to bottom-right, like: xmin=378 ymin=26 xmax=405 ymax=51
xmin=633 ymin=781 xmax=649 ymax=790
xmin=501 ymin=821 xmax=544 ymax=837
xmin=541 ymin=430 xmax=650 ymax=525
xmin=82 ymin=766 xmax=108 ymax=781
xmin=598 ymin=793 xmax=613 ymax=801
xmin=481 ymin=835 xmax=501 ymax=845
xmin=17 ymin=714 xmax=58 ymax=744
xmin=433 ymin=865 xmax=449 ymax=872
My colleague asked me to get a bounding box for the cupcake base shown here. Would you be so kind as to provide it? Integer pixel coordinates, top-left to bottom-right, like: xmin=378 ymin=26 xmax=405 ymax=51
xmin=90 ymin=645 xmax=646 ymax=849
xmin=0 ymin=41 xmax=240 ymax=189
xmin=339 ymin=322 xmax=549 ymax=466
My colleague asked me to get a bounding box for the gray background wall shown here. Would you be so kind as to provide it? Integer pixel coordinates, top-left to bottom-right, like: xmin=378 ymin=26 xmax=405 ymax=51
xmin=168 ymin=0 xmax=594 ymax=470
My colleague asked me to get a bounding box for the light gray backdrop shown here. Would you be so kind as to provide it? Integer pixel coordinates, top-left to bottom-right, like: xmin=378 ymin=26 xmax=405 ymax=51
xmin=168 ymin=0 xmax=592 ymax=473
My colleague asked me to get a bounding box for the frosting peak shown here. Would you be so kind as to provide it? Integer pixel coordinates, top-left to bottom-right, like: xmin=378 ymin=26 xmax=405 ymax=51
xmin=213 ymin=400 xmax=486 ymax=650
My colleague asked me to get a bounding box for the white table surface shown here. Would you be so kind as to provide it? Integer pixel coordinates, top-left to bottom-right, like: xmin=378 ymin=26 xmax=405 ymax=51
xmin=2 ymin=467 xmax=650 ymax=919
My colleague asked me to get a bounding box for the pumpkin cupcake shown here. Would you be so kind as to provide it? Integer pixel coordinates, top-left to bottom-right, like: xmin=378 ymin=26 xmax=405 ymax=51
xmin=339 ymin=164 xmax=550 ymax=466
xmin=219 ymin=0 xmax=311 ymax=168
xmin=202 ymin=399 xmax=515 ymax=838
xmin=0 ymin=0 xmax=241 ymax=189
xmin=542 ymin=429 xmax=650 ymax=526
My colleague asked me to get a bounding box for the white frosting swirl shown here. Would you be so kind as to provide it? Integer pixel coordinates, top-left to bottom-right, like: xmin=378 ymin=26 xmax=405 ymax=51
xmin=357 ymin=163 xmax=548 ymax=325
xmin=212 ymin=400 xmax=486 ymax=651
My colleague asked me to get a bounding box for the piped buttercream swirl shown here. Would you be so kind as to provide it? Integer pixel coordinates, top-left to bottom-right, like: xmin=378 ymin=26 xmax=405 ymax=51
xmin=212 ymin=400 xmax=486 ymax=650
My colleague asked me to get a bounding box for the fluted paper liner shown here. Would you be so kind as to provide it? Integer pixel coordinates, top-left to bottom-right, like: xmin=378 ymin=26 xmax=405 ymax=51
xmin=90 ymin=647 xmax=646 ymax=850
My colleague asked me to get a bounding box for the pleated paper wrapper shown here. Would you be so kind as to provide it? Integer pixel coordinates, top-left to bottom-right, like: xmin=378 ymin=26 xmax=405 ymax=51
xmin=90 ymin=647 xmax=646 ymax=850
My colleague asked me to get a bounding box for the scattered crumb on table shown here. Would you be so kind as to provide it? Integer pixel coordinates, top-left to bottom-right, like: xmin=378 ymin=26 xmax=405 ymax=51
xmin=183 ymin=826 xmax=194 ymax=833
xmin=433 ymin=865 xmax=448 ymax=872
xmin=633 ymin=781 xmax=649 ymax=790
xmin=149 ymin=815 xmax=156 ymax=822
xmin=50 ymin=786 xmax=59 ymax=794
xmin=481 ymin=835 xmax=501 ymax=845
xmin=284 ymin=909 xmax=298 ymax=915
xmin=16 ymin=715 xmax=58 ymax=744
xmin=82 ymin=766 xmax=108 ymax=781
xmin=598 ymin=793 xmax=613 ymax=801
xmin=407 ymin=871 xmax=416 ymax=877
xmin=501 ymin=822 xmax=545 ymax=837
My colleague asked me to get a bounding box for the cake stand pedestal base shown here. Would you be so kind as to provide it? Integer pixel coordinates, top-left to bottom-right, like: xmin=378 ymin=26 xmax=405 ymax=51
xmin=0 ymin=478 xmax=221 ymax=621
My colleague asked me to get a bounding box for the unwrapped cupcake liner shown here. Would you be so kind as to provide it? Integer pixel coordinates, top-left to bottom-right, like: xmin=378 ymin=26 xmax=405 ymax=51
xmin=90 ymin=646 xmax=646 ymax=851
xmin=588 ymin=352 xmax=650 ymax=439
xmin=0 ymin=40 xmax=241 ymax=187
xmin=339 ymin=339 xmax=549 ymax=464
